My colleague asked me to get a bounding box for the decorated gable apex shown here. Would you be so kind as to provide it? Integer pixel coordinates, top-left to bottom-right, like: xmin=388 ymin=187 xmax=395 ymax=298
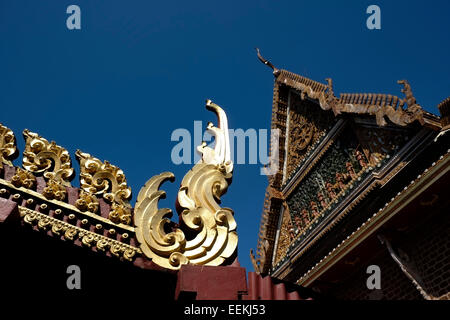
xmin=251 ymin=49 xmax=444 ymax=276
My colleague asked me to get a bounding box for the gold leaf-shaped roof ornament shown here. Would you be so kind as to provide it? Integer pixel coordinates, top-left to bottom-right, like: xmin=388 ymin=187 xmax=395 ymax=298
xmin=0 ymin=123 xmax=18 ymax=168
xmin=22 ymin=129 xmax=74 ymax=185
xmin=134 ymin=100 xmax=237 ymax=270
xmin=75 ymin=150 xmax=132 ymax=225
xmin=20 ymin=129 xmax=73 ymax=199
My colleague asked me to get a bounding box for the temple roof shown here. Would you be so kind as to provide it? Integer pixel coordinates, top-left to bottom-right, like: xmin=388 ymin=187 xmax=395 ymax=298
xmin=256 ymin=48 xmax=441 ymax=129
xmin=0 ymin=101 xmax=238 ymax=273
xmin=251 ymin=49 xmax=447 ymax=276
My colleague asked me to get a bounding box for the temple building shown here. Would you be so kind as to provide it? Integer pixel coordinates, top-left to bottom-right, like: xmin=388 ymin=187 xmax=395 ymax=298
xmin=1 ymin=56 xmax=448 ymax=301
xmin=251 ymin=50 xmax=450 ymax=300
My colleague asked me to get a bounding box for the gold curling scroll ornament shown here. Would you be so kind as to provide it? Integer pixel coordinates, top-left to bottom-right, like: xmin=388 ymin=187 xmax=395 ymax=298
xmin=134 ymin=100 xmax=237 ymax=270
xmin=21 ymin=130 xmax=74 ymax=200
xmin=0 ymin=123 xmax=17 ymax=168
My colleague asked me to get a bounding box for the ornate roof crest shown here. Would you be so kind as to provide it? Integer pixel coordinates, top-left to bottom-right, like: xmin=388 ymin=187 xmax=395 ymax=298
xmin=134 ymin=100 xmax=237 ymax=270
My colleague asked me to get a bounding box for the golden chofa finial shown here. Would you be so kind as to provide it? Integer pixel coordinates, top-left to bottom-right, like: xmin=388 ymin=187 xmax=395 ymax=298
xmin=134 ymin=100 xmax=237 ymax=270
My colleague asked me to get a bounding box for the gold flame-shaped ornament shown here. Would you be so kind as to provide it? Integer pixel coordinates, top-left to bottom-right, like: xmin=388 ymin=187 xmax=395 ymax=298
xmin=134 ymin=100 xmax=237 ymax=270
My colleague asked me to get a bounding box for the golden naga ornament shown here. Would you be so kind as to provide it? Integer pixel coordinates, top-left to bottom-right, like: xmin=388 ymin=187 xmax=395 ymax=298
xmin=134 ymin=100 xmax=237 ymax=270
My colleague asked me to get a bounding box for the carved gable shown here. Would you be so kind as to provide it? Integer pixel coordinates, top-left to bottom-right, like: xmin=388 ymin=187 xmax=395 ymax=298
xmin=251 ymin=54 xmax=441 ymax=275
xmin=283 ymin=120 xmax=414 ymax=250
xmin=273 ymin=90 xmax=418 ymax=271
xmin=285 ymin=91 xmax=335 ymax=180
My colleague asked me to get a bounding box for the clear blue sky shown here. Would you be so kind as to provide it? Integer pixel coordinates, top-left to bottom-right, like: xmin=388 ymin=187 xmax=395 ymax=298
xmin=1 ymin=0 xmax=449 ymax=273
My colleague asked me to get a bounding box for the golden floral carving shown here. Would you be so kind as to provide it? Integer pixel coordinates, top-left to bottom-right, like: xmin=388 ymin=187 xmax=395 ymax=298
xmin=123 ymin=248 xmax=137 ymax=261
xmin=22 ymin=130 xmax=74 ymax=201
xmin=110 ymin=202 xmax=132 ymax=225
xmin=134 ymin=100 xmax=237 ymax=270
xmin=22 ymin=129 xmax=74 ymax=184
xmin=23 ymin=210 xmax=37 ymax=224
xmin=80 ymin=233 xmax=95 ymax=247
xmin=75 ymin=190 xmax=99 ymax=213
xmin=97 ymin=239 xmax=109 ymax=251
xmin=110 ymin=243 xmax=123 ymax=257
xmin=75 ymin=150 xmax=132 ymax=225
xmin=64 ymin=228 xmax=77 ymax=241
xmin=37 ymin=216 xmax=52 ymax=230
xmin=19 ymin=206 xmax=140 ymax=261
xmin=42 ymin=178 xmax=67 ymax=201
xmin=0 ymin=123 xmax=17 ymax=168
xmin=11 ymin=167 xmax=36 ymax=189
xmin=286 ymin=93 xmax=334 ymax=178
xmin=51 ymin=222 xmax=65 ymax=235
xmin=290 ymin=118 xmax=314 ymax=151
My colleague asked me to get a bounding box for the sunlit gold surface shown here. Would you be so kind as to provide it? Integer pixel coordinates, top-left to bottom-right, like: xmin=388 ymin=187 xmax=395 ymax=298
xmin=0 ymin=123 xmax=17 ymax=168
xmin=76 ymin=150 xmax=132 ymax=225
xmin=19 ymin=206 xmax=140 ymax=261
xmin=0 ymin=177 xmax=135 ymax=233
xmin=11 ymin=167 xmax=36 ymax=189
xmin=21 ymin=130 xmax=74 ymax=200
xmin=22 ymin=130 xmax=74 ymax=184
xmin=75 ymin=190 xmax=99 ymax=213
xmin=134 ymin=100 xmax=237 ymax=270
